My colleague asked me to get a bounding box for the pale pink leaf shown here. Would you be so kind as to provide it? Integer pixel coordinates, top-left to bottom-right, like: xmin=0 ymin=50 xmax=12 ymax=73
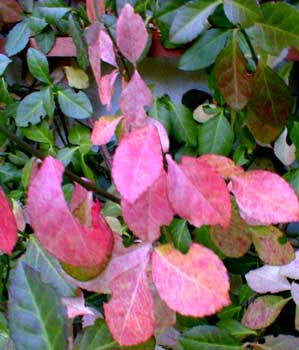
xmin=230 ymin=170 xmax=299 ymax=225
xmin=242 ymin=295 xmax=290 ymax=329
xmin=112 ymin=125 xmax=163 ymax=203
xmin=27 ymin=156 xmax=114 ymax=268
xmin=120 ymin=70 xmax=152 ymax=123
xmin=104 ymin=256 xmax=155 ymax=346
xmin=91 ymin=116 xmax=123 ymax=146
xmin=67 ymin=235 xmax=152 ymax=294
xmin=0 ymin=187 xmax=17 ymax=255
xmin=199 ymin=154 xmax=244 ymax=179
xmin=152 ymin=243 xmax=231 ymax=317
xmin=156 ymin=327 xmax=180 ymax=348
xmin=62 ymin=292 xmax=95 ymax=319
xmin=166 ymin=155 xmax=232 ymax=228
xmin=121 ymin=170 xmax=174 ymax=242
xmin=99 ymin=70 xmax=119 ymax=111
xmin=145 ymin=118 xmax=169 ymax=153
xmin=12 ymin=199 xmax=26 ymax=232
xmin=99 ymin=30 xmax=117 ymax=67
xmin=116 ymin=4 xmax=148 ymax=64
xmin=88 ymin=35 xmax=101 ymax=89
xmin=274 ymin=128 xmax=296 ymax=166
xmin=263 ymin=335 xmax=299 ymax=350
xmin=82 ymin=311 xmax=103 ymax=328
xmin=280 ymin=251 xmax=299 ymax=279
xmin=245 ymin=265 xmax=291 ymax=294
xmin=291 ymin=282 xmax=299 ymax=305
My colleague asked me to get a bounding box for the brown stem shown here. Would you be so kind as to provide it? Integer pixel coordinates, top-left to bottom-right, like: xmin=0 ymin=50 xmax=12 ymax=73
xmin=0 ymin=125 xmax=120 ymax=203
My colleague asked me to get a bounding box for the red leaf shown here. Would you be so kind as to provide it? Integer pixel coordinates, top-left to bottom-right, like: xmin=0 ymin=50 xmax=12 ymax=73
xmin=229 ymin=171 xmax=299 ymax=225
xmin=99 ymin=70 xmax=119 ymax=111
xmin=121 ymin=170 xmax=174 ymax=243
xmin=120 ymin=70 xmax=152 ymax=123
xmin=68 ymin=235 xmax=152 ymax=294
xmin=166 ymin=155 xmax=232 ymax=228
xmin=104 ymin=253 xmax=155 ymax=346
xmin=99 ymin=30 xmax=117 ymax=67
xmin=0 ymin=0 xmax=22 ymax=23
xmin=91 ymin=116 xmax=123 ymax=146
xmin=112 ymin=125 xmax=163 ymax=203
xmin=116 ymin=4 xmax=148 ymax=64
xmin=27 ymin=157 xmax=113 ymax=268
xmin=199 ymin=154 xmax=244 ymax=179
xmin=0 ymin=187 xmax=17 ymax=255
xmin=152 ymin=243 xmax=230 ymax=317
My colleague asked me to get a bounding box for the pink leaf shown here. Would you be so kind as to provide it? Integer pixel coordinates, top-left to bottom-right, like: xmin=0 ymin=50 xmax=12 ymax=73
xmin=152 ymin=243 xmax=231 ymax=317
xmin=104 ymin=254 xmax=155 ymax=346
xmin=166 ymin=155 xmax=232 ymax=228
xmin=280 ymin=251 xmax=299 ymax=279
xmin=91 ymin=116 xmax=123 ymax=146
xmin=120 ymin=70 xmax=152 ymax=123
xmin=121 ymin=170 xmax=174 ymax=243
xmin=229 ymin=170 xmax=299 ymax=225
xmin=116 ymin=4 xmax=148 ymax=64
xmin=88 ymin=34 xmax=101 ymax=90
xmin=27 ymin=156 xmax=113 ymax=268
xmin=245 ymin=265 xmax=291 ymax=294
xmin=0 ymin=187 xmax=17 ymax=255
xmin=99 ymin=30 xmax=117 ymax=67
xmin=291 ymin=282 xmax=299 ymax=305
xmin=62 ymin=292 xmax=95 ymax=319
xmin=112 ymin=125 xmax=163 ymax=203
xmin=199 ymin=154 xmax=244 ymax=179
xmin=67 ymin=235 xmax=152 ymax=294
xmin=145 ymin=118 xmax=169 ymax=153
xmin=99 ymin=70 xmax=119 ymax=111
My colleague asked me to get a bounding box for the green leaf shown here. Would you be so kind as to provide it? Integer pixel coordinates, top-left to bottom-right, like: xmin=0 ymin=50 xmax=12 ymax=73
xmin=22 ymin=120 xmax=53 ymax=144
xmin=5 ymin=20 xmax=31 ymax=57
xmin=57 ymin=147 xmax=78 ymax=166
xmin=24 ymin=236 xmax=77 ymax=297
xmin=27 ymin=48 xmax=51 ymax=84
xmin=68 ymin=124 xmax=91 ymax=146
xmin=74 ymin=319 xmax=118 ymax=350
xmin=43 ymin=86 xmax=55 ymax=117
xmin=0 ymin=163 xmax=21 ymax=184
xmin=57 ymin=89 xmax=93 ymax=120
xmin=18 ymin=0 xmax=33 ymax=12
xmin=167 ymin=101 xmax=198 ymax=146
xmin=217 ymin=319 xmax=257 ymax=341
xmin=214 ymin=32 xmax=253 ymax=111
xmin=179 ymin=29 xmax=231 ymax=71
xmin=284 ymin=169 xmax=299 ymax=196
xmin=245 ymin=64 xmax=292 ymax=143
xmin=223 ymin=0 xmax=261 ymax=27
xmin=21 ymin=157 xmax=35 ymax=190
xmin=0 ymin=55 xmax=12 ymax=76
xmin=36 ymin=0 xmax=70 ymax=25
xmin=35 ymin=30 xmax=56 ymax=54
xmin=194 ymin=226 xmax=226 ymax=260
xmin=248 ymin=2 xmax=299 ymax=55
xmin=0 ymin=78 xmax=14 ymax=105
xmin=68 ymin=14 xmax=89 ymax=70
xmin=16 ymin=91 xmax=47 ymax=127
xmin=8 ymin=260 xmax=68 ymax=350
xmin=149 ymin=96 xmax=172 ymax=134
xmin=198 ymin=114 xmax=234 ymax=156
xmin=28 ymin=14 xmax=48 ymax=33
xmin=178 ymin=325 xmax=243 ymax=350
xmin=170 ymin=0 xmax=222 ymax=44
xmin=80 ymin=154 xmax=95 ymax=183
xmin=8 ymin=151 xmax=29 ymax=166
xmin=169 ymin=218 xmax=191 ymax=254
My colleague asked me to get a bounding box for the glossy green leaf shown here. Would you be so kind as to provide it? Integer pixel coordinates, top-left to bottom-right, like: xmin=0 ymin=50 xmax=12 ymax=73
xmin=167 ymin=101 xmax=198 ymax=146
xmin=149 ymin=96 xmax=172 ymax=134
xmin=194 ymin=226 xmax=226 ymax=259
xmin=43 ymin=86 xmax=55 ymax=117
xmin=198 ymin=114 xmax=234 ymax=156
xmin=170 ymin=0 xmax=221 ymax=44
xmin=57 ymin=88 xmax=92 ymax=120
xmin=249 ymin=2 xmax=299 ymax=55
xmin=223 ymin=0 xmax=261 ymax=27
xmin=68 ymin=124 xmax=91 ymax=148
xmin=22 ymin=120 xmax=53 ymax=144
xmin=57 ymin=147 xmax=78 ymax=166
xmin=35 ymin=31 xmax=56 ymax=53
xmin=246 ymin=64 xmax=292 ymax=143
xmin=178 ymin=325 xmax=243 ymax=350
xmin=217 ymin=319 xmax=256 ymax=341
xmin=36 ymin=0 xmax=70 ymax=25
xmin=27 ymin=48 xmax=51 ymax=84
xmin=0 ymin=78 xmax=14 ymax=105
xmin=179 ymin=29 xmax=231 ymax=71
xmin=8 ymin=260 xmax=68 ymax=350
xmin=0 ymin=55 xmax=12 ymax=76
xmin=5 ymin=20 xmax=31 ymax=57
xmin=68 ymin=14 xmax=89 ymax=70
xmin=169 ymin=218 xmax=191 ymax=254
xmin=16 ymin=90 xmax=47 ymax=127
xmin=21 ymin=157 xmax=35 ymax=190
xmin=214 ymin=33 xmax=253 ymax=111
xmin=28 ymin=14 xmax=48 ymax=33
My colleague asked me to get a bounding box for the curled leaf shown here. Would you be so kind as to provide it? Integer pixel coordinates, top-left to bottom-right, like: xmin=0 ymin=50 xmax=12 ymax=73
xmin=99 ymin=70 xmax=119 ymax=111
xmin=280 ymin=251 xmax=299 ymax=280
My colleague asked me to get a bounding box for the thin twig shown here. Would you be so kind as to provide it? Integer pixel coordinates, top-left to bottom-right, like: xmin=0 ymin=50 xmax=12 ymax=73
xmin=0 ymin=125 xmax=120 ymax=203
